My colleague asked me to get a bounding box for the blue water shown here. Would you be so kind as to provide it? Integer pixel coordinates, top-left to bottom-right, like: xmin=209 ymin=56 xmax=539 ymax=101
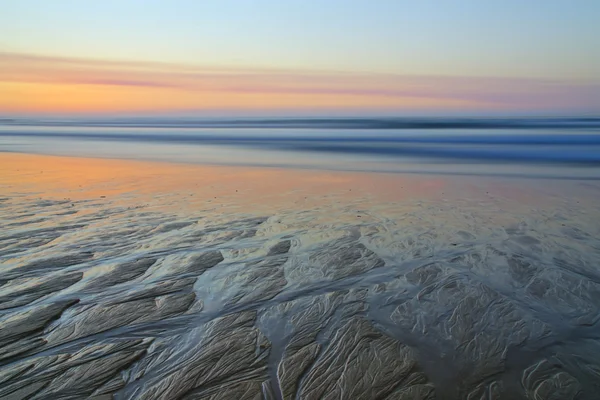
xmin=2 ymin=118 xmax=600 ymax=178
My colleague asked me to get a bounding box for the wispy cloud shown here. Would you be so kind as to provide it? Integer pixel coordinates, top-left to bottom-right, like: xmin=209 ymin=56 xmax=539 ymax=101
xmin=1 ymin=52 xmax=598 ymax=113
xmin=72 ymin=78 xmax=178 ymax=88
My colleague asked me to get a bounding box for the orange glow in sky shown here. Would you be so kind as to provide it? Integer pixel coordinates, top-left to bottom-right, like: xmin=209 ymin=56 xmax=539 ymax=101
xmin=0 ymin=51 xmax=597 ymax=115
xmin=0 ymin=81 xmax=485 ymax=114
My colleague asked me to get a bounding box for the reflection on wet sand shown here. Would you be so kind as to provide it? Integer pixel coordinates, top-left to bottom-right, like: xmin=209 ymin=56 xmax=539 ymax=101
xmin=1 ymin=153 xmax=600 ymax=399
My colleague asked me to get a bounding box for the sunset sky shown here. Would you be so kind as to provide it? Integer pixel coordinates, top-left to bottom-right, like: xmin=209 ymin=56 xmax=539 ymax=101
xmin=1 ymin=0 xmax=599 ymax=116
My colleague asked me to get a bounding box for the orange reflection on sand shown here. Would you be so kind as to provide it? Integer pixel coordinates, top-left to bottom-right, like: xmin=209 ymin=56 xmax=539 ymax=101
xmin=0 ymin=153 xmax=447 ymax=212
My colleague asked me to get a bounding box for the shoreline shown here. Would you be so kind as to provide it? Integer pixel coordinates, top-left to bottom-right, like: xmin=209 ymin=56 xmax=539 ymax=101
xmin=3 ymin=151 xmax=599 ymax=207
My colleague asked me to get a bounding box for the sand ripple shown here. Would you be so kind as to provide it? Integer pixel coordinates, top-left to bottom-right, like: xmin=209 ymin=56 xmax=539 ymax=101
xmin=1 ymin=164 xmax=600 ymax=399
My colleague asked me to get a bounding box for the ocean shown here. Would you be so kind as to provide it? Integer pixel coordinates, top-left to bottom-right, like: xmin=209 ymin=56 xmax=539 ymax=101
xmin=1 ymin=117 xmax=600 ymax=179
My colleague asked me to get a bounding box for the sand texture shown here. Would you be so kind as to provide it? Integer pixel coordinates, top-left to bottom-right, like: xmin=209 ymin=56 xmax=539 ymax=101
xmin=1 ymin=154 xmax=600 ymax=399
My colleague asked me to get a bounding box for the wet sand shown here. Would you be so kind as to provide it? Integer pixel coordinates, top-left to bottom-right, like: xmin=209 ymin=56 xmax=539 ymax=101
xmin=1 ymin=153 xmax=600 ymax=399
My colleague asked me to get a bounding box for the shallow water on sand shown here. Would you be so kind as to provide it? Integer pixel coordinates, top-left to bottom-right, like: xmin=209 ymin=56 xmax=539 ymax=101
xmin=1 ymin=153 xmax=600 ymax=399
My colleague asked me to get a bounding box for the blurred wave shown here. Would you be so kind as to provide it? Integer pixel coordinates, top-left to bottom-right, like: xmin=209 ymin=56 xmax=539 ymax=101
xmin=1 ymin=117 xmax=600 ymax=177
xmin=2 ymin=116 xmax=600 ymax=129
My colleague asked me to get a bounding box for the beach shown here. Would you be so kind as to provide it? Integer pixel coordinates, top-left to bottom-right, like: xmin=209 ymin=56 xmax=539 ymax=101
xmin=3 ymin=0 xmax=600 ymax=397
xmin=1 ymin=152 xmax=600 ymax=399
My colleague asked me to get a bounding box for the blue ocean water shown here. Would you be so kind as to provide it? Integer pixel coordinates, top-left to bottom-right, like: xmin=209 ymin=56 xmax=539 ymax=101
xmin=1 ymin=118 xmax=600 ymax=178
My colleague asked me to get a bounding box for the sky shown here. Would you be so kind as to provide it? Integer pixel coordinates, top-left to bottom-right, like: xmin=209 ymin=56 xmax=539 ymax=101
xmin=1 ymin=0 xmax=599 ymax=116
